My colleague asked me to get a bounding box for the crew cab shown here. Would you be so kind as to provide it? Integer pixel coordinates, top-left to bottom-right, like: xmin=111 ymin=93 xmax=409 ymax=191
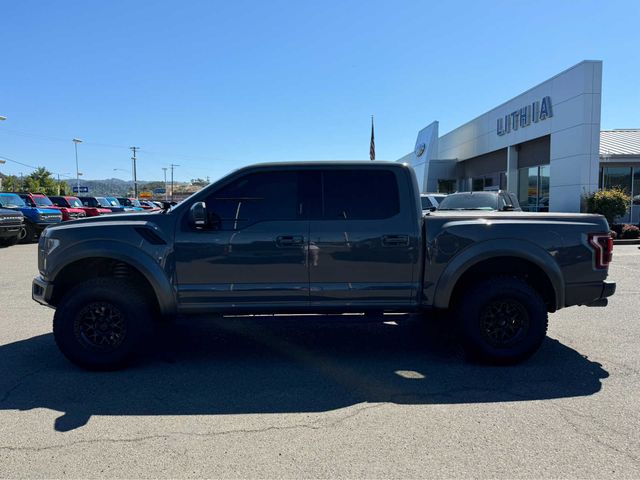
xmin=32 ymin=162 xmax=615 ymax=370
xmin=0 ymin=193 xmax=62 ymax=242
xmin=19 ymin=192 xmax=87 ymax=222
xmin=49 ymin=196 xmax=112 ymax=217
xmin=0 ymin=207 xmax=25 ymax=247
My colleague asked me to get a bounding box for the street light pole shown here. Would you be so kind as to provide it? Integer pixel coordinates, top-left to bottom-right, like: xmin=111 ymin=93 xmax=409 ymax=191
xmin=0 ymin=116 xmax=5 ymax=191
xmin=73 ymin=138 xmax=83 ymax=194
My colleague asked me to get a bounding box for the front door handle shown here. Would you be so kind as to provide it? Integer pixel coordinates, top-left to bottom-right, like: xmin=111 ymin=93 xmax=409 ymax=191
xmin=382 ymin=234 xmax=409 ymax=247
xmin=276 ymin=235 xmax=304 ymax=247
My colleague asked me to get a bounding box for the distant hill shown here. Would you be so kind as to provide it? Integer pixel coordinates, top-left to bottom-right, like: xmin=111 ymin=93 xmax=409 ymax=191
xmin=62 ymin=178 xmax=199 ymax=197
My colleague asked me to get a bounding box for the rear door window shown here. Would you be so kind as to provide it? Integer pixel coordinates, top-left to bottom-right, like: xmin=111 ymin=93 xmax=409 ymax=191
xmin=320 ymin=170 xmax=400 ymax=220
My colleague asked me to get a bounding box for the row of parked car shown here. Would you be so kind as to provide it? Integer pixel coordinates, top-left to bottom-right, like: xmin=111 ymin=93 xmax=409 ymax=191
xmin=0 ymin=192 xmax=163 ymax=247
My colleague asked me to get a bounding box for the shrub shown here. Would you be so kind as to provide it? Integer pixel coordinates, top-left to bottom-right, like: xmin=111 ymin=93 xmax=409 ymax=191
xmin=610 ymin=230 xmax=618 ymax=240
xmin=621 ymin=224 xmax=640 ymax=239
xmin=585 ymin=188 xmax=630 ymax=226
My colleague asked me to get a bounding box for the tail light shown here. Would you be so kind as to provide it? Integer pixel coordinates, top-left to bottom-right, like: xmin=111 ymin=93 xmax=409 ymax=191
xmin=588 ymin=233 xmax=613 ymax=269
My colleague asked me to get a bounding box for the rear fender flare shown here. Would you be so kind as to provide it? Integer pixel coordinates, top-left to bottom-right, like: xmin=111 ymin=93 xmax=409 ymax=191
xmin=433 ymin=239 xmax=564 ymax=310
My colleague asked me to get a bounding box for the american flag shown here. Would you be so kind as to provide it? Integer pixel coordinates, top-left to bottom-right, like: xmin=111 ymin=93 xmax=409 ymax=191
xmin=369 ymin=116 xmax=375 ymax=161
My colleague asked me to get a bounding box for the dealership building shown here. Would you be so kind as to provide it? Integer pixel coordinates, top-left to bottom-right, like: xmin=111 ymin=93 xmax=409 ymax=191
xmin=398 ymin=60 xmax=640 ymax=219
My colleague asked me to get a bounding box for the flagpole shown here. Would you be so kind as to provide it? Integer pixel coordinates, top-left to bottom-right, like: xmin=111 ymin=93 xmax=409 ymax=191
xmin=370 ymin=115 xmax=375 ymax=161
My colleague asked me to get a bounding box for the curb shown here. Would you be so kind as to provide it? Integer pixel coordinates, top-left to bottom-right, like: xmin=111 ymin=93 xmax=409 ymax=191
xmin=613 ymin=239 xmax=640 ymax=245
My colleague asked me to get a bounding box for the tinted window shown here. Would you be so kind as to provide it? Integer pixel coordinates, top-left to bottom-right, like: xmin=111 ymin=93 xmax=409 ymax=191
xmin=321 ymin=170 xmax=399 ymax=220
xmin=206 ymin=171 xmax=300 ymax=230
xmin=437 ymin=192 xmax=498 ymax=211
xmin=420 ymin=196 xmax=434 ymax=209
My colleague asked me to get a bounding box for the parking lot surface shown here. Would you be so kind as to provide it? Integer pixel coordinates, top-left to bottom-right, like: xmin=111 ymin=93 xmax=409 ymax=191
xmin=0 ymin=244 xmax=639 ymax=479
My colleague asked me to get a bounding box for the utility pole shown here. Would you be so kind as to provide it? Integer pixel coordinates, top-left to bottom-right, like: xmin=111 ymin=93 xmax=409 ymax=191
xmin=170 ymin=164 xmax=179 ymax=202
xmin=130 ymin=146 xmax=139 ymax=198
xmin=162 ymin=167 xmax=168 ymax=201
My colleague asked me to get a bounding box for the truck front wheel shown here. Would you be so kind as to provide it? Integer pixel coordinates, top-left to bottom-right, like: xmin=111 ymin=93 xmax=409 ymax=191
xmin=53 ymin=278 xmax=152 ymax=370
xmin=455 ymin=277 xmax=548 ymax=364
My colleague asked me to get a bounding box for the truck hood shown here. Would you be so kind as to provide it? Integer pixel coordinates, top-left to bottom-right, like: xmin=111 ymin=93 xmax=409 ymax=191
xmin=70 ymin=211 xmax=160 ymax=224
xmin=0 ymin=208 xmax=24 ymax=219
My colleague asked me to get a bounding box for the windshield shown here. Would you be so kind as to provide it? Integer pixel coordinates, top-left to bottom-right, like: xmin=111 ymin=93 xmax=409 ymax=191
xmin=96 ymin=197 xmax=112 ymax=207
xmin=131 ymin=199 xmax=142 ymax=207
xmin=0 ymin=193 xmax=27 ymax=208
xmin=106 ymin=197 xmax=121 ymax=206
xmin=67 ymin=197 xmax=83 ymax=207
xmin=437 ymin=192 xmax=498 ymax=211
xmin=33 ymin=196 xmax=54 ymax=207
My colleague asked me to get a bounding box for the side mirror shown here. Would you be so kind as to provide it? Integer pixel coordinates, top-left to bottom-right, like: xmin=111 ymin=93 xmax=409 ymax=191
xmin=429 ymin=206 xmax=437 ymax=212
xmin=189 ymin=202 xmax=207 ymax=228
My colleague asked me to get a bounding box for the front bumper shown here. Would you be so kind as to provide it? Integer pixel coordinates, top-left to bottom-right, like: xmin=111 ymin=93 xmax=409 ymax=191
xmin=32 ymin=275 xmax=54 ymax=309
xmin=0 ymin=223 xmax=23 ymax=238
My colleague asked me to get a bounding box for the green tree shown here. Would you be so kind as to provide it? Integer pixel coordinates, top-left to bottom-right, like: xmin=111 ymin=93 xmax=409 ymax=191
xmin=25 ymin=167 xmax=60 ymax=195
xmin=586 ymin=188 xmax=630 ymax=226
xmin=1 ymin=175 xmax=22 ymax=192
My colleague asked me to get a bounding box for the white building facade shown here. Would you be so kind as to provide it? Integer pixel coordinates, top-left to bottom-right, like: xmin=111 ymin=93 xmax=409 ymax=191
xmin=400 ymin=60 xmax=603 ymax=213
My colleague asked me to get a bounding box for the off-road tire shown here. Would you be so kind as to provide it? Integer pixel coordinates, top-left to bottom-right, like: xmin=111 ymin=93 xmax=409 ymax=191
xmin=19 ymin=223 xmax=36 ymax=244
xmin=455 ymin=276 xmax=548 ymax=364
xmin=53 ymin=278 xmax=153 ymax=370
xmin=0 ymin=236 xmax=19 ymax=247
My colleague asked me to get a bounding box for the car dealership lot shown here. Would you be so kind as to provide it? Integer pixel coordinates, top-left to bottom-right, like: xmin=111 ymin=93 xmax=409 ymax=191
xmin=0 ymin=244 xmax=639 ymax=479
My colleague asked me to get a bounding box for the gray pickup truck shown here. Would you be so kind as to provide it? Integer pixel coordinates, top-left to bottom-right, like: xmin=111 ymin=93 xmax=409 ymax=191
xmin=32 ymin=162 xmax=615 ymax=370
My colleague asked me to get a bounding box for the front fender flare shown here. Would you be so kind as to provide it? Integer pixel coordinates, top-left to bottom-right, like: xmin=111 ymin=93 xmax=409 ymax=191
xmin=49 ymin=242 xmax=176 ymax=317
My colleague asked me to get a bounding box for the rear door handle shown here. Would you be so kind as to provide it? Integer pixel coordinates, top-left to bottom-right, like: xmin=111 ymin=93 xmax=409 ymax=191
xmin=382 ymin=234 xmax=409 ymax=247
xmin=276 ymin=235 xmax=304 ymax=247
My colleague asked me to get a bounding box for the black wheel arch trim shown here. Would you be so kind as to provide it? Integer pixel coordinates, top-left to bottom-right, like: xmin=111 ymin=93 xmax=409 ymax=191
xmin=48 ymin=242 xmax=177 ymax=317
xmin=432 ymin=239 xmax=564 ymax=311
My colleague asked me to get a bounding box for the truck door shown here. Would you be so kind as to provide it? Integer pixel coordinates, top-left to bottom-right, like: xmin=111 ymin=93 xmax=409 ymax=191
xmin=307 ymin=168 xmax=420 ymax=309
xmin=174 ymin=170 xmax=310 ymax=311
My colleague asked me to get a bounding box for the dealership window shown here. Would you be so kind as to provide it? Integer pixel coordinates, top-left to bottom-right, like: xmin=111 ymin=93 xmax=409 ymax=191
xmin=599 ymin=166 xmax=639 ymax=223
xmin=518 ymin=165 xmax=550 ymax=212
xmin=470 ymin=172 xmax=507 ymax=192
xmin=437 ymin=179 xmax=456 ymax=194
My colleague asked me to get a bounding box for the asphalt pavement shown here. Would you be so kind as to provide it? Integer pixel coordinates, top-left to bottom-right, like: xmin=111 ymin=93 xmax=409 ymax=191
xmin=0 ymin=243 xmax=639 ymax=479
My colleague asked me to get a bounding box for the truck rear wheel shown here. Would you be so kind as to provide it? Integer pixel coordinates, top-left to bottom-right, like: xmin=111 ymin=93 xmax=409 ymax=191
xmin=53 ymin=278 xmax=152 ymax=370
xmin=455 ymin=276 xmax=548 ymax=364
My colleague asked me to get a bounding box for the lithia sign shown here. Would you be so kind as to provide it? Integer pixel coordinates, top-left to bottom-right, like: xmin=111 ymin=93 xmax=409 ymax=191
xmin=497 ymin=96 xmax=553 ymax=136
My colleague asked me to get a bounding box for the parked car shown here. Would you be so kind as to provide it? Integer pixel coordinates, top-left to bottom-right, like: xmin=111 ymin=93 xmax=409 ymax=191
xmin=33 ymin=162 xmax=615 ymax=370
xmin=420 ymin=193 xmax=448 ymax=212
xmin=0 ymin=193 xmax=62 ymax=242
xmin=116 ymin=197 xmax=147 ymax=211
xmin=78 ymin=196 xmax=126 ymax=213
xmin=139 ymin=200 xmax=161 ymax=211
xmin=105 ymin=197 xmax=139 ymax=212
xmin=49 ymin=196 xmax=112 ymax=217
xmin=19 ymin=192 xmax=86 ymax=222
xmin=0 ymin=207 xmax=25 ymax=247
xmin=437 ymin=191 xmax=522 ymax=212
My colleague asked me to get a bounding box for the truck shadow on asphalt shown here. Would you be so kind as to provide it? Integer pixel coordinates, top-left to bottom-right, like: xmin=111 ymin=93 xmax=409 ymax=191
xmin=0 ymin=314 xmax=608 ymax=432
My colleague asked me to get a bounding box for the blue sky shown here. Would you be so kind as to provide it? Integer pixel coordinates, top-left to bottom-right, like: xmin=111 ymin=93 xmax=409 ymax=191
xmin=1 ymin=0 xmax=638 ymax=183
